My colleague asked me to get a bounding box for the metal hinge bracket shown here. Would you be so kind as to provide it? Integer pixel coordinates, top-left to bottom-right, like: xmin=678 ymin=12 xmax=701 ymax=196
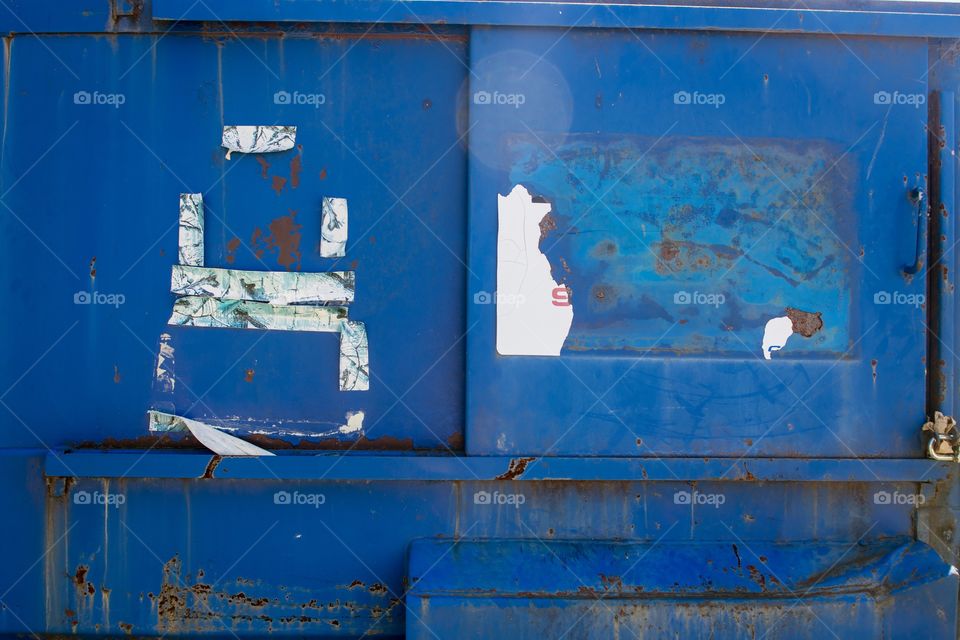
xmin=924 ymin=412 xmax=959 ymax=461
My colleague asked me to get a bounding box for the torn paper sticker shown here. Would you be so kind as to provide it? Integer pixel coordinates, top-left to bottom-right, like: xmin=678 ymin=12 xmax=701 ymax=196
xmin=169 ymin=296 xmax=347 ymax=332
xmin=496 ymin=185 xmax=573 ymax=356
xmin=339 ymin=320 xmax=369 ymax=391
xmin=154 ymin=332 xmax=175 ymax=393
xmin=171 ymin=265 xmax=355 ymax=305
xmin=222 ymin=126 xmax=296 ymax=159
xmin=762 ymin=308 xmax=824 ymax=359
xmin=321 ymin=197 xmax=348 ymax=258
xmin=148 ymin=410 xmax=275 ymax=456
xmin=178 ymin=194 xmax=204 ymax=266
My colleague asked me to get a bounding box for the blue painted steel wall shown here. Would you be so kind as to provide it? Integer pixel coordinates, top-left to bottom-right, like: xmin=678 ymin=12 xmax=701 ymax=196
xmin=0 ymin=2 xmax=958 ymax=639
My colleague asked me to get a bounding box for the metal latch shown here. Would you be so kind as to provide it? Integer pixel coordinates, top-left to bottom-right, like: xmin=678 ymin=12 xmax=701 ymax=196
xmin=924 ymin=412 xmax=959 ymax=461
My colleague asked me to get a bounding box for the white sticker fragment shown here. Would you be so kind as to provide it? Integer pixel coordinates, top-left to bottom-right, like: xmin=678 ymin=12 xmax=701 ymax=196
xmin=171 ymin=265 xmax=355 ymax=305
xmin=222 ymin=126 xmax=296 ymax=159
xmin=762 ymin=316 xmax=794 ymax=360
xmin=148 ymin=410 xmax=275 ymax=456
xmin=950 ymin=566 xmax=959 ymax=577
xmin=169 ymin=296 xmax=348 ymax=332
xmin=155 ymin=332 xmax=175 ymax=393
xmin=339 ymin=320 xmax=369 ymax=391
xmin=321 ymin=197 xmax=348 ymax=258
xmin=341 ymin=410 xmax=364 ymax=434
xmin=178 ymin=194 xmax=204 ymax=266
xmin=496 ymin=184 xmax=573 ymax=356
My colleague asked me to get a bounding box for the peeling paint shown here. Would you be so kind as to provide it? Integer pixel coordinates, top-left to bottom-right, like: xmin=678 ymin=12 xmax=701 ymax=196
xmin=169 ymin=296 xmax=348 ymax=332
xmin=178 ymin=194 xmax=204 ymax=266
xmin=339 ymin=320 xmax=369 ymax=391
xmin=321 ymin=197 xmax=348 ymax=258
xmin=497 ymin=185 xmax=573 ymax=356
xmin=222 ymin=125 xmax=296 ymax=160
xmin=171 ymin=265 xmax=355 ymax=305
xmin=147 ymin=411 xmax=275 ymax=456
xmin=154 ymin=333 xmax=175 ymax=393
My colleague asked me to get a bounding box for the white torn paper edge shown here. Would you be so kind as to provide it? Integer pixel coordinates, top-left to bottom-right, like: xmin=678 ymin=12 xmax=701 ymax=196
xmin=496 ymin=184 xmax=573 ymax=356
xmin=339 ymin=320 xmax=369 ymax=391
xmin=171 ymin=265 xmax=355 ymax=305
xmin=169 ymin=296 xmax=348 ymax=332
xmin=178 ymin=194 xmax=204 ymax=266
xmin=762 ymin=316 xmax=794 ymax=360
xmin=155 ymin=332 xmax=175 ymax=393
xmin=222 ymin=126 xmax=296 ymax=159
xmin=321 ymin=197 xmax=348 ymax=258
xmin=147 ymin=410 xmax=275 ymax=456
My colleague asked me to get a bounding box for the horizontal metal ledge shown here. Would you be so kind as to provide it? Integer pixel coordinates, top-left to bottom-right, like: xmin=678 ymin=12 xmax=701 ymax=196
xmin=44 ymin=452 xmax=952 ymax=482
xmin=152 ymin=0 xmax=960 ymax=38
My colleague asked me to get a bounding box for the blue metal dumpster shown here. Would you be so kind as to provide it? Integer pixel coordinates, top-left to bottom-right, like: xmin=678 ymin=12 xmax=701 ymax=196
xmin=2 ymin=0 xmax=960 ymax=637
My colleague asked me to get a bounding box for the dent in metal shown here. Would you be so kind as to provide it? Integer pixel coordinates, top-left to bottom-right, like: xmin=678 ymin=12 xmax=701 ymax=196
xmin=171 ymin=265 xmax=355 ymax=305
xmin=222 ymin=125 xmax=296 ymax=159
xmin=178 ymin=193 xmax=204 ymax=266
xmin=169 ymin=296 xmax=348 ymax=332
xmin=321 ymin=197 xmax=348 ymax=258
xmin=339 ymin=320 xmax=370 ymax=391
xmin=147 ymin=410 xmax=275 ymax=456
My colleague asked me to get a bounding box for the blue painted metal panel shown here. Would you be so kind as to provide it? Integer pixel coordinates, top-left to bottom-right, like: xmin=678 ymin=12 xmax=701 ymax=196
xmin=466 ymin=27 xmax=929 ymax=457
xmin=0 ymin=32 xmax=467 ymax=450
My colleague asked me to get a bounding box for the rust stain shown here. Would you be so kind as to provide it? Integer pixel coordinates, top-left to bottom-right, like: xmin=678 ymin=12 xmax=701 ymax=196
xmin=89 ymin=256 xmax=97 ymax=279
xmin=319 ymin=167 xmax=327 ymax=180
xmin=271 ymin=175 xmax=287 ymax=195
xmin=244 ymin=369 xmax=255 ymax=383
xmin=784 ymin=307 xmax=823 ymax=337
xmin=226 ymin=237 xmax=240 ymax=264
xmin=201 ymin=455 xmax=222 ymax=479
xmin=496 ymin=457 xmax=536 ymax=480
xmin=538 ymin=213 xmax=557 ymax=243
xmin=244 ymin=433 xmax=416 ymax=451
xmin=252 ymin=212 xmax=302 ymax=270
xmin=255 ymin=156 xmax=269 ymax=179
xmin=113 ymin=365 xmax=121 ymax=384
xmin=871 ymin=359 xmax=878 ymax=383
xmin=290 ymin=152 xmax=302 ymax=189
xmin=118 ymin=621 xmax=133 ymax=635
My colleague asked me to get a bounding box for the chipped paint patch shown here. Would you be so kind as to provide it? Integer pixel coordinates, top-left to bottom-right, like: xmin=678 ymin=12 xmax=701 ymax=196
xmin=762 ymin=316 xmax=793 ymax=360
xmin=178 ymin=194 xmax=204 ymax=266
xmin=339 ymin=320 xmax=369 ymax=391
xmin=321 ymin=197 xmax=348 ymax=257
xmin=341 ymin=410 xmax=364 ymax=434
xmin=496 ymin=185 xmax=573 ymax=356
xmin=155 ymin=333 xmax=175 ymax=393
xmin=222 ymin=125 xmax=296 ymax=159
xmin=147 ymin=410 xmax=275 ymax=456
xmin=171 ymin=265 xmax=355 ymax=305
xmin=169 ymin=296 xmax=347 ymax=332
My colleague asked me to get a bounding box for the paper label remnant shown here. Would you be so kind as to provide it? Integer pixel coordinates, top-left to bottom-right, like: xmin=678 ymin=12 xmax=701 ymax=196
xmin=178 ymin=194 xmax=205 ymax=266
xmin=496 ymin=185 xmax=573 ymax=356
xmin=339 ymin=320 xmax=369 ymax=391
xmin=222 ymin=126 xmax=296 ymax=159
xmin=169 ymin=296 xmax=347 ymax=332
xmin=155 ymin=332 xmax=175 ymax=393
xmin=148 ymin=410 xmax=275 ymax=456
xmin=762 ymin=316 xmax=794 ymax=360
xmin=171 ymin=265 xmax=355 ymax=305
xmin=321 ymin=197 xmax=348 ymax=258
